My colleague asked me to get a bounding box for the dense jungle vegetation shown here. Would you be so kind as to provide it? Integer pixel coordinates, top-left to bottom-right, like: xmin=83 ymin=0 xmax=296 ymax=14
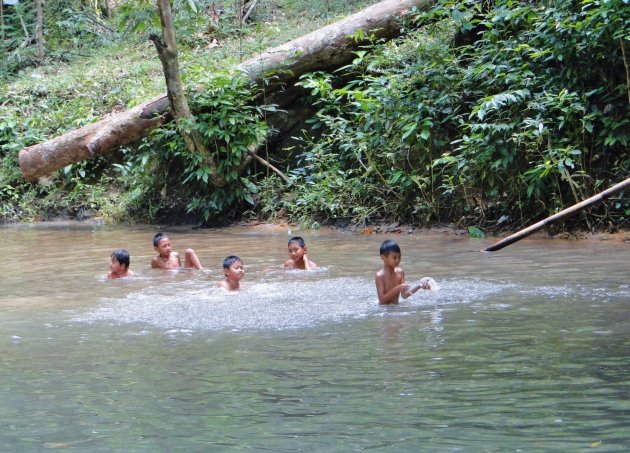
xmin=1 ymin=0 xmax=629 ymax=234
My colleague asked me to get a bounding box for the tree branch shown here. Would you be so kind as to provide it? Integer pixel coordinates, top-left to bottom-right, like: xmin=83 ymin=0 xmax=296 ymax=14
xmin=621 ymin=38 xmax=630 ymax=105
xmin=248 ymin=149 xmax=291 ymax=184
xmin=152 ymin=0 xmax=225 ymax=186
xmin=242 ymin=0 xmax=260 ymax=23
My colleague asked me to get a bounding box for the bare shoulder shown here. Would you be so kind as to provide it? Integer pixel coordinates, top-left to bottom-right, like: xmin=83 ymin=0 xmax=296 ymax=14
xmin=375 ymin=268 xmax=385 ymax=279
xmin=217 ymin=280 xmax=228 ymax=289
xmin=284 ymin=259 xmax=295 ymax=268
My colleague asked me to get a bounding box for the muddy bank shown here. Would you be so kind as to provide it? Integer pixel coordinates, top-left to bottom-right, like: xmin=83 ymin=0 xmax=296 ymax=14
xmin=227 ymin=220 xmax=630 ymax=245
xmin=3 ymin=217 xmax=629 ymax=245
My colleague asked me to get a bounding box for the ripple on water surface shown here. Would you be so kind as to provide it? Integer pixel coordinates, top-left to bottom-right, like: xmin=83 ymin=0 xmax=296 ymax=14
xmin=74 ymin=277 xmax=517 ymax=332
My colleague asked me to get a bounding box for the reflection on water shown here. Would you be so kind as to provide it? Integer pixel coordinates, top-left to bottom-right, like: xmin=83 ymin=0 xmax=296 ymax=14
xmin=0 ymin=223 xmax=629 ymax=451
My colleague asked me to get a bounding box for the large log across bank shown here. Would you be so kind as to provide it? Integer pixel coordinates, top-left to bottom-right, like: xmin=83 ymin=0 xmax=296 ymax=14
xmin=19 ymin=0 xmax=430 ymax=181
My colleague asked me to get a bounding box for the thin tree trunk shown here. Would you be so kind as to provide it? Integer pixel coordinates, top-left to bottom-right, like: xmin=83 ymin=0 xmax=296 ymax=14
xmin=481 ymin=178 xmax=630 ymax=252
xmin=17 ymin=6 xmax=30 ymax=41
xmin=621 ymin=38 xmax=630 ymax=106
xmin=35 ymin=0 xmax=44 ymax=59
xmin=150 ymin=0 xmax=225 ymax=185
xmin=19 ymin=0 xmax=431 ymax=180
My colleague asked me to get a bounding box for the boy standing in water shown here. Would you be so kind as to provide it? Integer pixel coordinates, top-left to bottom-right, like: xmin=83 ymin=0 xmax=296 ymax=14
xmin=151 ymin=232 xmax=203 ymax=270
xmin=107 ymin=249 xmax=134 ymax=279
xmin=284 ymin=236 xmax=317 ymax=270
xmin=375 ymin=239 xmax=429 ymax=305
xmin=217 ymin=255 xmax=245 ymax=291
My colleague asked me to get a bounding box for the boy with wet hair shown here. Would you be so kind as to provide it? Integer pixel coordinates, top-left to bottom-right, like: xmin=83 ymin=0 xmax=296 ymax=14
xmin=284 ymin=236 xmax=317 ymax=270
xmin=217 ymin=255 xmax=244 ymax=291
xmin=107 ymin=249 xmax=134 ymax=279
xmin=151 ymin=232 xmax=203 ymax=270
xmin=375 ymin=239 xmax=429 ymax=305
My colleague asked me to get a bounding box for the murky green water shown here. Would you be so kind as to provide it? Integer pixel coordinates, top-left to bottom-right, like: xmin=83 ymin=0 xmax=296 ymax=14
xmin=1 ymin=223 xmax=628 ymax=451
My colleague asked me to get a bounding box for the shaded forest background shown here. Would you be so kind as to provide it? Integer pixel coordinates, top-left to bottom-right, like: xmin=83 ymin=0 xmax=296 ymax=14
xmin=1 ymin=0 xmax=628 ymax=235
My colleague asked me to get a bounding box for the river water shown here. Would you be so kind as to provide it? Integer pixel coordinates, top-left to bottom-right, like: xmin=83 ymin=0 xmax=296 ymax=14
xmin=0 ymin=223 xmax=628 ymax=451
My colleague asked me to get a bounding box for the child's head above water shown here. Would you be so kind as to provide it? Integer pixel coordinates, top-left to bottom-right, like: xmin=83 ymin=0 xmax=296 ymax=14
xmin=285 ymin=236 xmax=317 ymax=270
xmin=223 ymin=255 xmax=243 ymax=271
xmin=379 ymin=239 xmax=401 ymax=256
xmin=108 ymin=248 xmax=134 ymax=279
xmin=153 ymin=232 xmax=168 ymax=247
xmin=111 ymin=249 xmax=130 ymax=269
xmin=219 ymin=255 xmax=244 ymax=291
xmin=288 ymin=236 xmax=306 ymax=248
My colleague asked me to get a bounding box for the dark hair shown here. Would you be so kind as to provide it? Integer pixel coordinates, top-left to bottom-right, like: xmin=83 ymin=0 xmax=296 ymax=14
xmin=288 ymin=236 xmax=306 ymax=248
xmin=379 ymin=240 xmax=401 ymax=256
xmin=111 ymin=249 xmax=130 ymax=269
xmin=153 ymin=232 xmax=167 ymax=247
xmin=223 ymin=255 xmax=243 ymax=269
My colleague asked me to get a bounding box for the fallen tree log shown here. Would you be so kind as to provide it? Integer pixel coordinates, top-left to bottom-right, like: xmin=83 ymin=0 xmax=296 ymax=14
xmin=481 ymin=177 xmax=630 ymax=252
xmin=19 ymin=0 xmax=430 ymax=181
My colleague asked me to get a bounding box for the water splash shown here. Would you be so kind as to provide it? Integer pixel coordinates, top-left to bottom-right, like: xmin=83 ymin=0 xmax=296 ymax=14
xmin=74 ymin=277 xmax=518 ymax=332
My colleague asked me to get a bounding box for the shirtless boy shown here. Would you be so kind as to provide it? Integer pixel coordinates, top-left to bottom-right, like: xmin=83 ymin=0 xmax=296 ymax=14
xmin=284 ymin=236 xmax=317 ymax=270
xmin=151 ymin=232 xmax=203 ymax=270
xmin=107 ymin=249 xmax=134 ymax=279
xmin=375 ymin=239 xmax=429 ymax=305
xmin=217 ymin=255 xmax=244 ymax=291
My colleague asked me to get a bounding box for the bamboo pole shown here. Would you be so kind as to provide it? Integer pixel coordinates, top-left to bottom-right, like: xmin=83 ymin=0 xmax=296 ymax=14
xmin=482 ymin=177 xmax=630 ymax=252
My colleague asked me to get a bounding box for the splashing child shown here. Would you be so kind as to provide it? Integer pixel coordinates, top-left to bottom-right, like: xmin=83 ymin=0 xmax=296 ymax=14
xmin=375 ymin=239 xmax=432 ymax=305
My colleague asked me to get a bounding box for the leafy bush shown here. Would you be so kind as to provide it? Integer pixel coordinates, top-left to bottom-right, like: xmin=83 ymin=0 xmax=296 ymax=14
xmin=279 ymin=0 xmax=629 ymax=230
xmin=113 ymin=70 xmax=271 ymax=223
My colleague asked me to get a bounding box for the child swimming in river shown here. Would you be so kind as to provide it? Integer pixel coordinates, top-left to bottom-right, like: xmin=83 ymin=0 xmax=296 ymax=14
xmin=284 ymin=236 xmax=317 ymax=270
xmin=217 ymin=255 xmax=244 ymax=291
xmin=107 ymin=249 xmax=134 ymax=279
xmin=375 ymin=239 xmax=432 ymax=305
xmin=151 ymin=232 xmax=203 ymax=270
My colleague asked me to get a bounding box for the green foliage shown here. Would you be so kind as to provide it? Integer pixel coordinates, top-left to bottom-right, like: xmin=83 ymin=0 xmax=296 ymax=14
xmin=279 ymin=0 xmax=629 ymax=230
xmin=1 ymin=0 xmax=628 ymax=231
xmin=467 ymin=225 xmax=485 ymax=238
xmin=0 ymin=0 xmax=119 ymax=77
xmin=116 ymin=71 xmax=271 ymax=223
xmin=0 ymin=1 xmax=38 ymax=75
xmin=116 ymin=0 xmax=230 ymax=43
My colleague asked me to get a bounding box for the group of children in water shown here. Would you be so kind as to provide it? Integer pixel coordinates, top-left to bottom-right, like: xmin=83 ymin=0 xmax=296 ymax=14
xmin=107 ymin=232 xmax=432 ymax=304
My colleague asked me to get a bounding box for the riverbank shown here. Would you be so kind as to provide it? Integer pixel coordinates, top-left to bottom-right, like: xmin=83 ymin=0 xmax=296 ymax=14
xmin=3 ymin=216 xmax=628 ymax=245
xmin=233 ymin=219 xmax=630 ymax=244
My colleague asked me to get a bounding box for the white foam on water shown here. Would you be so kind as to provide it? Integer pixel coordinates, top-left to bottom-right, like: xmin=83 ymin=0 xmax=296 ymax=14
xmin=73 ymin=277 xmax=520 ymax=332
